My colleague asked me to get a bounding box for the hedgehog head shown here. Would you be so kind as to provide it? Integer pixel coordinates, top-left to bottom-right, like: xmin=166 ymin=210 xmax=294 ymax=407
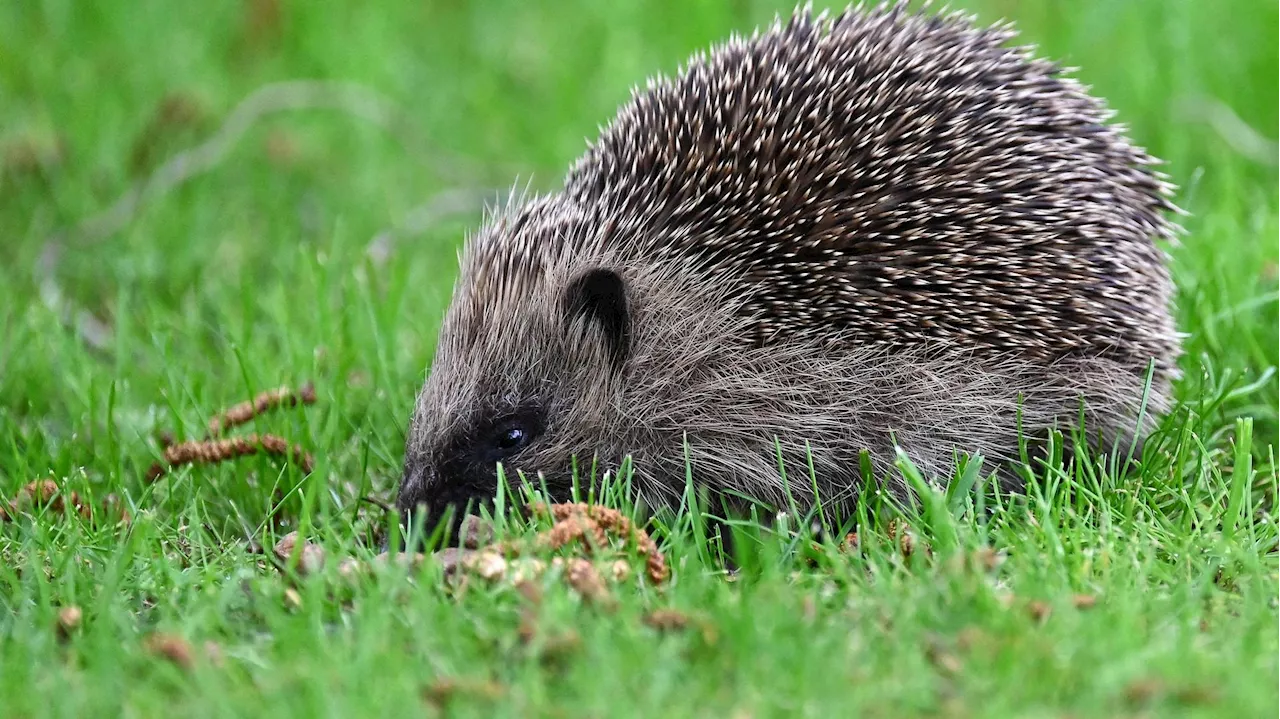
xmin=396 ymin=197 xmax=643 ymax=541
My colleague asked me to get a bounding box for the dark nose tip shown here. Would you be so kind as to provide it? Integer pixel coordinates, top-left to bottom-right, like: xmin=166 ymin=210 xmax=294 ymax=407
xmin=395 ymin=460 xmax=485 ymax=551
xmin=394 ymin=466 xmax=460 ymax=551
xmin=395 ymin=503 xmax=429 ymax=552
xmin=396 ymin=500 xmax=466 ymax=552
xmin=394 ymin=461 xmax=430 ymax=550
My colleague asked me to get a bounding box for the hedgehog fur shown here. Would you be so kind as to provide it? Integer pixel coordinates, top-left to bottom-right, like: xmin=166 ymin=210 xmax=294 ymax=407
xmin=397 ymin=2 xmax=1182 ymax=531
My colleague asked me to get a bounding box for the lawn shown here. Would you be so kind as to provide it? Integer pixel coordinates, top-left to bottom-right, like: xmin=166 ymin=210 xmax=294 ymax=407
xmin=1 ymin=0 xmax=1276 ymax=716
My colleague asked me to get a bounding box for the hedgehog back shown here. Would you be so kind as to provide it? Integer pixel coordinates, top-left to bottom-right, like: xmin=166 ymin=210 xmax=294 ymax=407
xmin=558 ymin=5 xmax=1179 ymax=376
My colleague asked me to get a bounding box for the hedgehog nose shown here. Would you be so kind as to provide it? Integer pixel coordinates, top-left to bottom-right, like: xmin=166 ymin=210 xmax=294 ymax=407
xmin=394 ymin=498 xmax=437 ymax=553
xmin=394 ymin=461 xmax=433 ymax=549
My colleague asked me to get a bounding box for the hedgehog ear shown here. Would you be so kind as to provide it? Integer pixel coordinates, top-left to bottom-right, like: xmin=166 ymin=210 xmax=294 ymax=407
xmin=562 ymin=268 xmax=631 ymax=370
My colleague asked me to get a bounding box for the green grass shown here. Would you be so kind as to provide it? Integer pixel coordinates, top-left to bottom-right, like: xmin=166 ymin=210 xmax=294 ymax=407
xmin=1 ymin=0 xmax=1276 ymax=716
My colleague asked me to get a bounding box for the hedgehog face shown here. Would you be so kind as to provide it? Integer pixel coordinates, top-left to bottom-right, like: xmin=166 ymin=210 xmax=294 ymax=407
xmin=395 ymin=261 xmax=634 ymax=547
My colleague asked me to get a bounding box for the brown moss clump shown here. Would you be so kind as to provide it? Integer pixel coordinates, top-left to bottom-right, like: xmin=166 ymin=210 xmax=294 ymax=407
xmin=562 ymin=557 xmax=609 ymax=603
xmin=143 ymin=633 xmax=195 ymax=670
xmin=0 ymin=479 xmax=128 ymax=525
xmin=642 ymin=608 xmax=690 ymax=632
xmin=56 ymin=606 xmax=83 ymax=640
xmin=640 ymin=607 xmax=719 ymax=645
xmin=422 ymin=677 xmax=505 ymax=708
xmin=145 ymin=433 xmax=314 ymax=482
xmin=885 ymin=518 xmax=929 ymax=560
xmin=458 ymin=514 xmax=494 ymax=549
xmin=1025 ymin=599 xmax=1052 ymax=622
xmin=1071 ymin=594 xmax=1098 ymax=610
xmin=521 ymin=502 xmax=669 ymax=585
xmin=9 ymin=480 xmax=91 ymax=520
xmin=422 ymin=504 xmax=670 ymax=587
xmin=272 ymin=531 xmax=326 ymax=577
xmin=543 ymin=510 xmax=609 ymax=551
xmin=396 ymin=503 xmax=668 ymax=606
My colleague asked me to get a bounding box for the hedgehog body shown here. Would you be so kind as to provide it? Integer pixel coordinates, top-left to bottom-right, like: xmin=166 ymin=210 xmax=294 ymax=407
xmin=397 ymin=3 xmax=1181 ymax=528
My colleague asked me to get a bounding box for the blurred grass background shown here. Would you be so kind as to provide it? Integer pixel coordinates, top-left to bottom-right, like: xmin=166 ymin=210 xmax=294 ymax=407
xmin=0 ymin=0 xmax=1276 ymax=716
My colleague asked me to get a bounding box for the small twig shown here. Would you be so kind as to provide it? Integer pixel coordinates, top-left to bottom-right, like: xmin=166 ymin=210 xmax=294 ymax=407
xmin=1176 ymin=96 xmax=1278 ymax=165
xmin=206 ymin=382 xmax=317 ymax=436
xmin=76 ymin=81 xmax=411 ymax=247
xmin=34 ymin=80 xmax=435 ymax=352
xmin=359 ymin=495 xmax=394 ymax=513
xmin=366 ymin=187 xmax=493 ymax=265
xmin=145 ymin=433 xmax=315 ymax=482
xmin=35 ymin=242 xmax=115 ymax=352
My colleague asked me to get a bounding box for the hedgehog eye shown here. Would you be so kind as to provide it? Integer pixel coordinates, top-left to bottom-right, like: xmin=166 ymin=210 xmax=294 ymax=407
xmin=495 ymin=425 xmax=528 ymax=452
xmin=478 ymin=409 xmax=544 ymax=464
xmin=487 ymin=417 xmax=537 ymax=457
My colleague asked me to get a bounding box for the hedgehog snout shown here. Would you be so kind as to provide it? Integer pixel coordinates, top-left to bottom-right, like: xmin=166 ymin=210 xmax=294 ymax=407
xmin=395 ymin=442 xmax=507 ymax=550
xmin=394 ymin=462 xmax=480 ymax=551
xmin=393 ymin=458 xmax=433 ymax=549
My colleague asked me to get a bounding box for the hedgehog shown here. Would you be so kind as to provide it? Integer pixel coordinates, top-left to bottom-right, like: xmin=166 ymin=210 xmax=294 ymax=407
xmin=395 ymin=2 xmax=1181 ymax=540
